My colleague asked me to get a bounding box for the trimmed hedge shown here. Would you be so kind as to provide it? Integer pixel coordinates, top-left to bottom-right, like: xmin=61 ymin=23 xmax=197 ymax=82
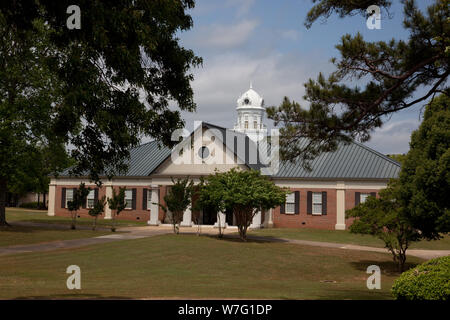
xmin=19 ymin=202 xmax=47 ymax=210
xmin=392 ymin=256 xmax=450 ymax=300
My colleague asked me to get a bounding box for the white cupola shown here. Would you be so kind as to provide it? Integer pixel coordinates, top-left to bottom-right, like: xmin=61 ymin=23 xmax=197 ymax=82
xmin=233 ymin=83 xmax=267 ymax=141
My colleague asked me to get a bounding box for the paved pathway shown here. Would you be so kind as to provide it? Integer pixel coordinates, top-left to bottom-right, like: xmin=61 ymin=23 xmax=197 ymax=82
xmin=1 ymin=223 xmax=449 ymax=260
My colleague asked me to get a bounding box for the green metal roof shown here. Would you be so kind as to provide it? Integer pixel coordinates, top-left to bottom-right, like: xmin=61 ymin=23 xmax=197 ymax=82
xmin=272 ymin=139 xmax=400 ymax=179
xmin=59 ymin=122 xmax=400 ymax=180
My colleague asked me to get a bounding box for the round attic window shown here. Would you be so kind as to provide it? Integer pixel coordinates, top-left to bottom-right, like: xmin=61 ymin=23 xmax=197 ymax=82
xmin=243 ymin=98 xmax=250 ymax=105
xmin=198 ymin=146 xmax=210 ymax=159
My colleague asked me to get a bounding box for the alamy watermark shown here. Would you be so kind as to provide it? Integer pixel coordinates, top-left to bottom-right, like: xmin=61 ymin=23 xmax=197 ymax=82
xmin=366 ymin=265 xmax=381 ymax=289
xmin=66 ymin=265 xmax=81 ymax=290
xmin=66 ymin=5 xmax=81 ymax=30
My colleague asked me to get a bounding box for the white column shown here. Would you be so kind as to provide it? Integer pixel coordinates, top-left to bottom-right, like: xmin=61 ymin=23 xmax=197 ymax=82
xmin=335 ymin=188 xmax=346 ymax=230
xmin=266 ymin=208 xmax=274 ymax=228
xmin=104 ymin=182 xmax=113 ymax=219
xmin=180 ymin=207 xmax=193 ymax=227
xmin=148 ymin=185 xmax=161 ymax=226
xmin=214 ymin=211 xmax=227 ymax=228
xmin=250 ymin=210 xmax=262 ymax=229
xmin=47 ymin=182 xmax=56 ymax=216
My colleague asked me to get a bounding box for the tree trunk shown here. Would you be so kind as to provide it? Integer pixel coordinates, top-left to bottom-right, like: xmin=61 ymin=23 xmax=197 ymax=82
xmin=70 ymin=211 xmax=77 ymax=230
xmin=0 ymin=178 xmax=9 ymax=226
xmin=111 ymin=213 xmax=116 ymax=232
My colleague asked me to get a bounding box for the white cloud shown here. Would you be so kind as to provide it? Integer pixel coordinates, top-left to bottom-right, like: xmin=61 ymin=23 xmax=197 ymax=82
xmin=226 ymin=0 xmax=256 ymax=17
xmin=180 ymin=51 xmax=331 ymax=131
xmin=185 ymin=20 xmax=259 ymax=49
xmin=365 ymin=119 xmax=420 ymax=154
xmin=280 ymin=29 xmax=300 ymax=41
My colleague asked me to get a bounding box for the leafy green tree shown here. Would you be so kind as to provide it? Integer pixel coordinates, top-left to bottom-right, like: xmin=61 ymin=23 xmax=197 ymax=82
xmin=89 ymin=195 xmax=106 ymax=231
xmin=347 ymin=181 xmax=421 ymax=272
xmin=197 ymin=169 xmax=289 ymax=241
xmin=0 ymin=15 xmax=66 ymax=225
xmin=67 ymin=183 xmax=90 ymax=230
xmin=0 ymin=1 xmax=201 ymax=226
xmin=267 ymin=0 xmax=449 ymax=164
xmin=159 ymin=177 xmax=194 ymax=234
xmin=398 ymin=94 xmax=450 ymax=239
xmin=107 ymin=188 xmax=126 ymax=232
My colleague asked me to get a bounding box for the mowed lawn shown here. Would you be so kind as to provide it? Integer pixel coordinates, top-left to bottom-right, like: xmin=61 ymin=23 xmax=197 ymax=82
xmin=0 ymin=225 xmax=112 ymax=247
xmin=0 ymin=234 xmax=424 ymax=300
xmin=248 ymin=228 xmax=450 ymax=250
xmin=0 ymin=208 xmax=132 ymax=247
xmin=6 ymin=208 xmax=147 ymax=227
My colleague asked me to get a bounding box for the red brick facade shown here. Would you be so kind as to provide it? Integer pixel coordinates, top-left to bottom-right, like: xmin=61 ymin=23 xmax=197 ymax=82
xmin=54 ymin=185 xmax=171 ymax=222
xmin=53 ymin=184 xmax=379 ymax=229
xmin=273 ymin=188 xmax=378 ymax=230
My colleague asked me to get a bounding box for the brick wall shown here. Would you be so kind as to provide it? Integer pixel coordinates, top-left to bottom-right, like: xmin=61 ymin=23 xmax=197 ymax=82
xmin=54 ymin=185 xmax=154 ymax=222
xmin=273 ymin=188 xmax=379 ymax=230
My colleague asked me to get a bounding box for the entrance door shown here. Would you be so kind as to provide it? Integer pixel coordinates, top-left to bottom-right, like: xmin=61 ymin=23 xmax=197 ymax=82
xmin=225 ymin=207 xmax=233 ymax=226
xmin=202 ymin=204 xmax=217 ymax=225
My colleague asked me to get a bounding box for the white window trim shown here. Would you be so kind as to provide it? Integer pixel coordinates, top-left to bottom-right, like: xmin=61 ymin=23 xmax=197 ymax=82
xmin=86 ymin=190 xmax=95 ymax=209
xmin=125 ymin=189 xmax=133 ymax=210
xmin=360 ymin=193 xmax=371 ymax=204
xmin=147 ymin=189 xmax=151 ymax=211
xmin=65 ymin=189 xmax=74 ymax=208
xmin=312 ymin=192 xmax=322 ymax=215
xmin=285 ymin=192 xmax=296 ymax=214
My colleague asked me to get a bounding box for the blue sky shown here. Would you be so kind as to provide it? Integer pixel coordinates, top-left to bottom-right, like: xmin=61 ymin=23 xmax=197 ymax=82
xmin=176 ymin=0 xmax=436 ymax=155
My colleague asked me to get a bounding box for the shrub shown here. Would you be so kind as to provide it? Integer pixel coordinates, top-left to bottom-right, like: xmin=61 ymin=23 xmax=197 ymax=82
xmin=19 ymin=202 xmax=47 ymax=210
xmin=392 ymin=256 xmax=450 ymax=300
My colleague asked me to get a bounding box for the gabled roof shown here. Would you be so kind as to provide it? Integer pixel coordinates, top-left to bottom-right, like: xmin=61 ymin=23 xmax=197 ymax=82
xmin=58 ymin=122 xmax=400 ymax=180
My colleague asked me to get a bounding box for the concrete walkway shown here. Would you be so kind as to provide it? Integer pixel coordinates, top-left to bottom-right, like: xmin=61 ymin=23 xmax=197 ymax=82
xmin=1 ymin=223 xmax=449 ymax=260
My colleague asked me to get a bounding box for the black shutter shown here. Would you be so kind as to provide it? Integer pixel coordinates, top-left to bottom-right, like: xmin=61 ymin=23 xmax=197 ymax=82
xmin=61 ymin=188 xmax=66 ymax=208
xmin=294 ymin=191 xmax=300 ymax=214
xmin=280 ymin=203 xmax=285 ymax=214
xmin=370 ymin=192 xmax=376 ymax=198
xmin=143 ymin=188 xmax=148 ymax=210
xmin=322 ymin=191 xmax=327 ymax=215
xmin=132 ymin=188 xmax=137 ymax=210
xmin=307 ymin=191 xmax=312 ymax=215
xmin=81 ymin=188 xmax=86 ymax=209
xmin=73 ymin=188 xmax=78 ymax=208
xmin=355 ymin=192 xmax=360 ymax=206
xmin=94 ymin=188 xmax=99 ymax=204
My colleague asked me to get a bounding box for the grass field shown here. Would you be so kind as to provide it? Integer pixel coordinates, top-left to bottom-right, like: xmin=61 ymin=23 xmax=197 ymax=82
xmin=0 ymin=233 xmax=424 ymax=299
xmin=0 ymin=225 xmax=112 ymax=247
xmin=6 ymin=208 xmax=147 ymax=227
xmin=248 ymin=228 xmax=450 ymax=250
xmin=0 ymin=208 xmax=132 ymax=247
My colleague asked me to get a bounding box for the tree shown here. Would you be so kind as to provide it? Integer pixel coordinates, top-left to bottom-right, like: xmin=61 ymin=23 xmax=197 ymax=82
xmin=347 ymin=181 xmax=421 ymax=272
xmin=89 ymin=195 xmax=106 ymax=231
xmin=107 ymin=188 xmax=126 ymax=232
xmin=398 ymin=93 xmax=450 ymax=239
xmin=159 ymin=177 xmax=194 ymax=234
xmin=197 ymin=169 xmax=288 ymax=241
xmin=67 ymin=183 xmax=90 ymax=230
xmin=0 ymin=15 xmax=66 ymax=225
xmin=0 ymin=1 xmax=201 ymax=226
xmin=267 ymin=0 xmax=449 ymax=164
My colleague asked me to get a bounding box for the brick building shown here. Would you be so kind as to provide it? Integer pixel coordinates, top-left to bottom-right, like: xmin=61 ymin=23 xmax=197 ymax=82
xmin=48 ymin=86 xmax=400 ymax=230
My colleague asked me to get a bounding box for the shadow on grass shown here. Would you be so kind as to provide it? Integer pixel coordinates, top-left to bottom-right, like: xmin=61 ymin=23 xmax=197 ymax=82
xmin=350 ymin=260 xmax=420 ymax=275
xmin=195 ymin=233 xmax=289 ymax=244
xmin=13 ymin=293 xmax=132 ymax=300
